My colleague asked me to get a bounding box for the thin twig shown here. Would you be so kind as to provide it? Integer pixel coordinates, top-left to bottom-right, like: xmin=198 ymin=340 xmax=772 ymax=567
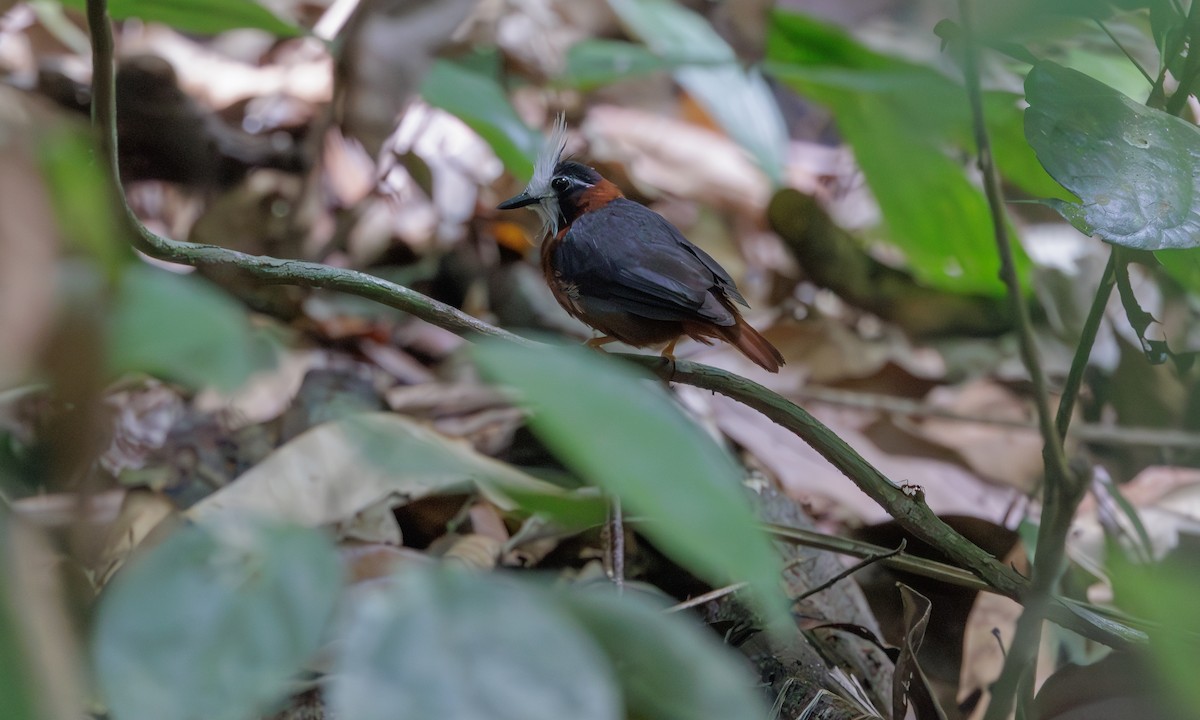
xmin=765 ymin=523 xmax=989 ymax=592
xmin=1095 ymin=19 xmax=1154 ymax=85
xmin=792 ymin=540 xmax=906 ymax=604
xmin=1055 ymin=251 xmax=1117 ymax=440
xmin=607 ymin=494 xmax=625 ymax=593
xmin=667 ymin=582 xmax=749 ymax=612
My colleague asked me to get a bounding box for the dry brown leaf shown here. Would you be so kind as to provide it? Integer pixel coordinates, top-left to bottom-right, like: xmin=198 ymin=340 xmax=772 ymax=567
xmin=582 ymin=105 xmax=771 ymax=216
xmin=712 ymin=394 xmax=1024 ymax=525
xmin=1069 ymin=466 xmax=1200 ymax=601
xmin=123 ymin=26 xmax=332 ymax=109
xmin=893 ymin=380 xmax=1045 ymax=492
xmin=100 ymin=381 xmax=186 ymax=476
xmin=90 ymin=488 xmax=179 ymax=588
xmin=187 ymin=412 xmax=563 ymax=530
xmin=439 ymin=533 xmax=503 ymax=570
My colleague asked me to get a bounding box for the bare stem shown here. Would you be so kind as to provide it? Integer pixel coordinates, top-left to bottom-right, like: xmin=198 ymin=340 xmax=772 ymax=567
xmin=956 ymin=2 xmax=1089 ymax=718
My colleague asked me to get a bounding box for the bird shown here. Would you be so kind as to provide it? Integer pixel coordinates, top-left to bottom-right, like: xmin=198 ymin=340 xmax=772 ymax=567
xmin=496 ymin=115 xmax=785 ymax=373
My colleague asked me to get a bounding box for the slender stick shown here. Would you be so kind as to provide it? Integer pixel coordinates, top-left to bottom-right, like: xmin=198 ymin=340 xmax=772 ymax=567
xmin=791 ymin=540 xmax=906 ymax=604
xmin=1055 ymin=251 xmax=1117 ymax=440
xmin=607 ymin=495 xmax=625 ymax=592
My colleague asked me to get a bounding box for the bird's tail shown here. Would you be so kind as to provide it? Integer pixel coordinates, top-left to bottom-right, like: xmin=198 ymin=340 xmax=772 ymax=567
xmin=723 ymin=316 xmax=785 ymax=373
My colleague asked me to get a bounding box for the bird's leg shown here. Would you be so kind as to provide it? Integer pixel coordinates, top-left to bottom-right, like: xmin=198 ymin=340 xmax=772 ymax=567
xmin=585 ymin=335 xmax=618 ymax=351
xmin=659 ymin=337 xmax=679 ymax=382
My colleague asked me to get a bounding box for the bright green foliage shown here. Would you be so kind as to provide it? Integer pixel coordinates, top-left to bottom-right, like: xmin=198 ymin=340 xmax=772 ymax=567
xmin=108 ymin=264 xmax=270 ymax=391
xmin=93 ymin=520 xmax=341 ymax=720
xmin=1157 ymin=249 xmax=1200 ymax=294
xmin=473 ymin=340 xmax=789 ymax=625
xmin=60 ymin=0 xmax=301 ymax=36
xmin=329 ymin=566 xmax=622 ymax=720
xmin=765 ymin=10 xmax=1041 ymax=295
xmin=37 ymin=129 xmax=128 ymax=282
xmin=1110 ymin=553 xmax=1200 ymax=718
xmin=421 ymin=60 xmax=541 ymax=182
xmin=607 ymin=0 xmax=788 ymax=186
xmin=1025 ymin=61 xmax=1200 ymax=251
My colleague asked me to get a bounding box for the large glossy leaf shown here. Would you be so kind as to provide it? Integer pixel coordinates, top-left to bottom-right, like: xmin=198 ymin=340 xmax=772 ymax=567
xmin=60 ymin=0 xmax=300 ymax=36
xmin=606 ymin=0 xmax=787 ymax=186
xmin=765 ymin=10 xmax=1036 ymax=295
xmin=1025 ymin=61 xmax=1200 ymax=251
xmin=328 ymin=565 xmax=620 ymax=720
xmin=108 ymin=264 xmax=269 ymax=391
xmin=421 ymin=60 xmax=540 ymax=181
xmin=562 ymin=588 xmax=768 ymax=720
xmin=93 ymin=520 xmax=341 ymax=720
xmin=473 ymin=340 xmax=788 ymax=624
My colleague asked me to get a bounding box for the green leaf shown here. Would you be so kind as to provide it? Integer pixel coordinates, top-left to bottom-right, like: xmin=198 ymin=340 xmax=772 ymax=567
xmin=60 ymin=0 xmax=301 ymax=36
xmin=473 ymin=340 xmax=788 ymax=624
xmin=562 ymin=588 xmax=768 ymax=720
xmin=93 ymin=519 xmax=342 ymax=720
xmin=329 ymin=565 xmax=620 ymax=720
xmin=0 ymin=515 xmax=38 ymax=720
xmin=108 ymin=264 xmax=269 ymax=391
xmin=1156 ymin=248 xmax=1200 ymax=295
xmin=559 ymin=39 xmax=675 ymax=89
xmin=37 ymin=129 xmax=128 ymax=282
xmin=765 ymin=10 xmax=1032 ymax=295
xmin=421 ymin=59 xmax=540 ymax=181
xmin=495 ymin=485 xmax=611 ymax=530
xmin=1110 ymin=552 xmax=1200 ymax=716
xmin=1025 ymin=61 xmax=1200 ymax=250
xmin=606 ymin=0 xmax=788 ymax=186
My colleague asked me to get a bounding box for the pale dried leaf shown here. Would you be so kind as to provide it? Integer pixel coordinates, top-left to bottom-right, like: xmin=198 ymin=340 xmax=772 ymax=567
xmin=188 ymin=412 xmax=563 ymax=528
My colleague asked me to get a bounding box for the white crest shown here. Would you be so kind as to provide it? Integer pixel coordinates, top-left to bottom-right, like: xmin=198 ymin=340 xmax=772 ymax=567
xmin=529 ymin=112 xmax=568 ymax=197
xmin=525 ymin=112 xmax=568 ymax=240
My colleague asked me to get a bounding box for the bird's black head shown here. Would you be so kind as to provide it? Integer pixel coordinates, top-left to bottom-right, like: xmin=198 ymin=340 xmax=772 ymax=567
xmin=497 ymin=159 xmax=620 ymax=233
xmin=546 ymin=161 xmax=606 ymax=223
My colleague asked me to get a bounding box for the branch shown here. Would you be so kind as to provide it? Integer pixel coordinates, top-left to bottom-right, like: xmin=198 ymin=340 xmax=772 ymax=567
xmin=621 ymin=356 xmax=1026 ymax=596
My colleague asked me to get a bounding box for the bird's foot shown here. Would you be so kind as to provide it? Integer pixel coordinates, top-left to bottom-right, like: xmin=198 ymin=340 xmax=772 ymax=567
xmin=585 ymin=335 xmax=618 ymax=352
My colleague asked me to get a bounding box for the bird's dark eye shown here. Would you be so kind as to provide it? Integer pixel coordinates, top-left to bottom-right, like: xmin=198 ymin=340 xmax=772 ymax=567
xmin=551 ymin=176 xmax=571 ymax=193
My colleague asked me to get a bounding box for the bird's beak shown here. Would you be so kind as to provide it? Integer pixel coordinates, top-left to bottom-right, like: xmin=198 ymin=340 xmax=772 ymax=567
xmin=497 ymin=191 xmax=540 ymax=210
